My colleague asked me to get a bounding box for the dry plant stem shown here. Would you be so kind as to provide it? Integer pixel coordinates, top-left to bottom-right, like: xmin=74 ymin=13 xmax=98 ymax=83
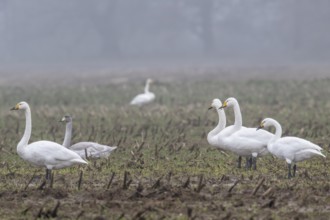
xmin=251 ymin=177 xmax=265 ymax=195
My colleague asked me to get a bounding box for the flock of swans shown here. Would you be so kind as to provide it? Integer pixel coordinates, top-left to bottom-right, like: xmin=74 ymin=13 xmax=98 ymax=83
xmin=11 ymin=102 xmax=88 ymax=180
xmin=9 ymin=78 xmax=326 ymax=181
xmin=208 ymin=97 xmax=325 ymax=178
xmin=10 ymin=79 xmax=155 ymax=181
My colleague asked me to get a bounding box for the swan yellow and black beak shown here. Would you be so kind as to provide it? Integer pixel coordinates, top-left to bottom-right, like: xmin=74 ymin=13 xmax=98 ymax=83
xmin=208 ymin=106 xmax=213 ymax=110
xmin=219 ymin=101 xmax=228 ymax=110
xmin=59 ymin=117 xmax=66 ymax=122
xmin=10 ymin=104 xmax=20 ymax=111
xmin=256 ymin=122 xmax=264 ymax=131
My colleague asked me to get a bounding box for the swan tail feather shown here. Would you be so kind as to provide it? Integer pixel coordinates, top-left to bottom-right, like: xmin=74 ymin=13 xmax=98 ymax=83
xmin=72 ymin=158 xmax=88 ymax=164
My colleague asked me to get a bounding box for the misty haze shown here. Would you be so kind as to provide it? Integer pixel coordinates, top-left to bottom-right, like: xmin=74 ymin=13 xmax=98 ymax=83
xmin=0 ymin=0 xmax=329 ymax=77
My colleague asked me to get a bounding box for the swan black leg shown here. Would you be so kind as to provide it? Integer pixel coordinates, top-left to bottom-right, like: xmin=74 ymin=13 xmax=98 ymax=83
xmin=293 ymin=164 xmax=296 ymax=177
xmin=252 ymin=157 xmax=257 ymax=170
xmin=237 ymin=156 xmax=242 ymax=168
xmin=45 ymin=169 xmax=52 ymax=180
xmin=245 ymin=157 xmax=252 ymax=169
xmin=288 ymin=164 xmax=292 ymax=179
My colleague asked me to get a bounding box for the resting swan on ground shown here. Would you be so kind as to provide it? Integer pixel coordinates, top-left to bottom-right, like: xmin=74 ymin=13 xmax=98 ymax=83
xmin=257 ymin=118 xmax=325 ymax=178
xmin=61 ymin=115 xmax=117 ymax=159
xmin=11 ymin=102 xmax=87 ymax=180
xmin=218 ymin=97 xmax=273 ymax=170
xmin=130 ymin=78 xmax=155 ymax=106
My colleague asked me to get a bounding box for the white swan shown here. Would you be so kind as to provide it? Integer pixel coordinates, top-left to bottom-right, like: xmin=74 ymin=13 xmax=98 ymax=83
xmin=11 ymin=102 xmax=87 ymax=180
xmin=61 ymin=115 xmax=117 ymax=159
xmin=207 ymin=98 xmax=260 ymax=169
xmin=218 ymin=97 xmax=273 ymax=170
xmin=207 ymin=99 xmax=226 ymax=148
xmin=130 ymin=78 xmax=155 ymax=106
xmin=257 ymin=118 xmax=325 ymax=178
xmin=208 ymin=98 xmax=246 ymax=168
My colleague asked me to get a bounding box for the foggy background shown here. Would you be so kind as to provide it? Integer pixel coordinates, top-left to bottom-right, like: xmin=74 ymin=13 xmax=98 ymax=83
xmin=0 ymin=0 xmax=329 ymax=75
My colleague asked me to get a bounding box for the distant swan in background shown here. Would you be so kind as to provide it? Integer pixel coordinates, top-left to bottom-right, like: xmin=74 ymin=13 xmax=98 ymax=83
xmin=61 ymin=115 xmax=117 ymax=159
xmin=130 ymin=78 xmax=155 ymax=106
xmin=11 ymin=102 xmax=87 ymax=180
xmin=219 ymin=97 xmax=273 ymax=170
xmin=257 ymin=118 xmax=325 ymax=178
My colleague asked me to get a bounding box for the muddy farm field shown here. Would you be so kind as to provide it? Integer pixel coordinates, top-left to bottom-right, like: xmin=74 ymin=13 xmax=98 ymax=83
xmin=0 ymin=69 xmax=329 ymax=219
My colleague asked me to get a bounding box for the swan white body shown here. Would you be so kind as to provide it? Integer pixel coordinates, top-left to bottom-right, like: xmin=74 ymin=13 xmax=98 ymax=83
xmin=18 ymin=141 xmax=87 ymax=169
xmin=130 ymin=78 xmax=155 ymax=106
xmin=70 ymin=142 xmax=117 ymax=159
xmin=11 ymin=102 xmax=87 ymax=179
xmin=216 ymin=97 xmax=274 ymax=169
xmin=61 ymin=115 xmax=117 ymax=159
xmin=258 ymin=118 xmax=325 ymax=178
xmin=219 ymin=97 xmax=273 ymax=158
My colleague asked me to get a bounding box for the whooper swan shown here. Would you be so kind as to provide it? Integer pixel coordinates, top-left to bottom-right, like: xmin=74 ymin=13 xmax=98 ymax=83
xmin=207 ymin=98 xmax=255 ymax=169
xmin=219 ymin=97 xmax=273 ymax=170
xmin=130 ymin=78 xmax=155 ymax=106
xmin=257 ymin=118 xmax=325 ymax=178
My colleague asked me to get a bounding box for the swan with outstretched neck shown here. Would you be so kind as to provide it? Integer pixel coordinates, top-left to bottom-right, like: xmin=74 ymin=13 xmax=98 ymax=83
xmin=130 ymin=78 xmax=155 ymax=106
xmin=207 ymin=98 xmax=252 ymax=169
xmin=61 ymin=115 xmax=117 ymax=159
xmin=257 ymin=118 xmax=325 ymax=178
xmin=219 ymin=97 xmax=273 ymax=169
xmin=207 ymin=99 xmax=226 ymax=147
xmin=11 ymin=102 xmax=87 ymax=180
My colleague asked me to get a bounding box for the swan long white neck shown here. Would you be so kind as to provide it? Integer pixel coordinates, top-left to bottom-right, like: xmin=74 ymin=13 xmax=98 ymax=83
xmin=207 ymin=107 xmax=226 ymax=145
xmin=144 ymin=81 xmax=150 ymax=93
xmin=62 ymin=121 xmax=72 ymax=148
xmin=232 ymin=100 xmax=242 ymax=129
xmin=18 ymin=106 xmax=32 ymax=151
xmin=269 ymin=119 xmax=282 ymax=143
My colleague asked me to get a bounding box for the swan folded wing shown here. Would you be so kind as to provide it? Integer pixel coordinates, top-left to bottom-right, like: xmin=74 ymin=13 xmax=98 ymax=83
xmin=27 ymin=141 xmax=87 ymax=166
xmin=70 ymin=142 xmax=114 ymax=151
xmin=223 ymin=134 xmax=269 ymax=156
xmin=235 ymin=127 xmax=273 ymax=143
xmin=278 ymin=137 xmax=323 ymax=152
xmin=130 ymin=93 xmax=155 ymax=105
xmin=293 ymin=149 xmax=326 ymax=162
xmin=70 ymin=142 xmax=97 ymax=151
xmin=89 ymin=146 xmax=117 ymax=158
xmin=130 ymin=94 xmax=146 ymax=105
xmin=70 ymin=142 xmax=117 ymax=159
xmin=270 ymin=137 xmax=325 ymax=161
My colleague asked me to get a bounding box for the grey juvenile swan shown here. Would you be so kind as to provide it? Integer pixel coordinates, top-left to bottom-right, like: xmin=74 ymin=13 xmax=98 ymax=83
xmin=61 ymin=115 xmax=117 ymax=159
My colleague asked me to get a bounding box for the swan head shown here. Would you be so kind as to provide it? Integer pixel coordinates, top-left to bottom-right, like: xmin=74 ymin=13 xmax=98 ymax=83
xmin=146 ymin=78 xmax=153 ymax=84
xmin=10 ymin=101 xmax=29 ymax=111
xmin=257 ymin=118 xmax=272 ymax=130
xmin=208 ymin=99 xmax=223 ymax=110
xmin=219 ymin=97 xmax=238 ymax=109
xmin=60 ymin=115 xmax=72 ymax=123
